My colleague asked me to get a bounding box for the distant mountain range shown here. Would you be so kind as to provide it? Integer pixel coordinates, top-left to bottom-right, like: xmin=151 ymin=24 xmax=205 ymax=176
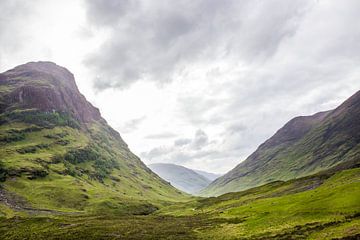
xmin=201 ymin=90 xmax=360 ymax=196
xmin=193 ymin=169 xmax=222 ymax=181
xmin=148 ymin=163 xmax=219 ymax=194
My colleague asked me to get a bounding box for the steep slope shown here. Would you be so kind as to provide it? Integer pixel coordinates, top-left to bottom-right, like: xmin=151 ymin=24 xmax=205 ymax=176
xmin=194 ymin=169 xmax=222 ymax=181
xmin=148 ymin=163 xmax=211 ymax=194
xmin=0 ymin=62 xmax=187 ymax=215
xmin=202 ymin=90 xmax=360 ymax=196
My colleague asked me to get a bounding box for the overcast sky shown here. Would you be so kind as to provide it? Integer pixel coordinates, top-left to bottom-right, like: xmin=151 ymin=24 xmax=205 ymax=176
xmin=1 ymin=0 xmax=360 ymax=173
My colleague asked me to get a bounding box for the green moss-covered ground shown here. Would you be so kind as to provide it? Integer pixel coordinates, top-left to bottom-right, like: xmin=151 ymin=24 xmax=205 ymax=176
xmin=0 ymin=163 xmax=359 ymax=239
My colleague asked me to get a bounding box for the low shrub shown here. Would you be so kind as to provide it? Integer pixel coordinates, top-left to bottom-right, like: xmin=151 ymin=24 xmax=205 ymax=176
xmin=17 ymin=146 xmax=37 ymax=154
xmin=0 ymin=162 xmax=7 ymax=182
xmin=16 ymin=144 xmax=50 ymax=154
xmin=55 ymin=139 xmax=70 ymax=146
xmin=0 ymin=132 xmax=25 ymax=143
xmin=44 ymin=132 xmax=69 ymax=139
xmin=54 ymin=146 xmax=120 ymax=181
xmin=64 ymin=147 xmax=101 ymax=164
xmin=1 ymin=110 xmax=80 ymax=129
xmin=27 ymin=169 xmax=48 ymax=179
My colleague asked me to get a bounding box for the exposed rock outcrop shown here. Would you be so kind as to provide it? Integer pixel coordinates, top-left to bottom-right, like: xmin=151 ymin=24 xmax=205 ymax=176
xmin=0 ymin=61 xmax=101 ymax=123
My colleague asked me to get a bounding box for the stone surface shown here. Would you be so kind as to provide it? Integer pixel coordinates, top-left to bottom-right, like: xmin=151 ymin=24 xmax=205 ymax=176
xmin=0 ymin=61 xmax=101 ymax=123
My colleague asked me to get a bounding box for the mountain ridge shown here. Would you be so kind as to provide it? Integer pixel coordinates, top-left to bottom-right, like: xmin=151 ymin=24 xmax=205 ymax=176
xmin=193 ymin=169 xmax=222 ymax=181
xmin=201 ymin=90 xmax=360 ymax=196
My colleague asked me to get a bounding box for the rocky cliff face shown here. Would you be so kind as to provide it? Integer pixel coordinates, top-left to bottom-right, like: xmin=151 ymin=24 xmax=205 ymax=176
xmin=0 ymin=61 xmax=101 ymax=123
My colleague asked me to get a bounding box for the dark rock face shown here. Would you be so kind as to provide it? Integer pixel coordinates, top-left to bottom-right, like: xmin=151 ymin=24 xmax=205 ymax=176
xmin=0 ymin=61 xmax=101 ymax=123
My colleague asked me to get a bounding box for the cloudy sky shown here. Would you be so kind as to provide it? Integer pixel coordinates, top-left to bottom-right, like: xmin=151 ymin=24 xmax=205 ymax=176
xmin=1 ymin=0 xmax=360 ymax=173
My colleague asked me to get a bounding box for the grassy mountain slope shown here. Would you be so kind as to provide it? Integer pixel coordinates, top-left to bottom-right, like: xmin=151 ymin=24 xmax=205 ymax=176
xmin=1 ymin=160 xmax=359 ymax=239
xmin=148 ymin=163 xmax=211 ymax=194
xmin=0 ymin=62 xmax=187 ymax=215
xmin=202 ymin=90 xmax=360 ymax=196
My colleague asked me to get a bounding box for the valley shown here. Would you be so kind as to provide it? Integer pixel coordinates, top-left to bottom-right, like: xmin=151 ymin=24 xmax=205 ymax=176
xmin=0 ymin=62 xmax=359 ymax=239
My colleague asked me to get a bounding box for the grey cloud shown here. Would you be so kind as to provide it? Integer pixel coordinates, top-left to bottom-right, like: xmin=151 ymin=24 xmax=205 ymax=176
xmin=170 ymin=149 xmax=220 ymax=165
xmin=0 ymin=0 xmax=32 ymax=67
xmin=93 ymin=0 xmax=360 ymax=173
xmin=141 ymin=129 xmax=235 ymax=172
xmin=141 ymin=129 xmax=214 ymax=164
xmin=86 ymin=0 xmax=135 ymax=26
xmin=227 ymin=124 xmax=247 ymax=135
xmin=145 ymin=132 xmax=177 ymax=139
xmin=84 ymin=0 xmax=312 ymax=90
xmin=141 ymin=146 xmax=170 ymax=160
xmin=119 ymin=116 xmax=146 ymax=133
xmin=177 ymin=96 xmax=222 ymax=125
xmin=192 ymin=129 xmax=208 ymax=150
xmin=173 ymin=1 xmax=360 ymax=164
xmin=174 ymin=138 xmax=191 ymax=147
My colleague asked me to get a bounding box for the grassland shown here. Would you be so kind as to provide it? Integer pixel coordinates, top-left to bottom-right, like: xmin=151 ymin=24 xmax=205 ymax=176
xmin=0 ymin=160 xmax=359 ymax=239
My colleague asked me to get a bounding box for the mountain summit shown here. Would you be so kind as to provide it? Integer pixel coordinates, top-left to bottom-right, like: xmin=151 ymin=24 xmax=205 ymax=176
xmin=0 ymin=61 xmax=101 ymax=123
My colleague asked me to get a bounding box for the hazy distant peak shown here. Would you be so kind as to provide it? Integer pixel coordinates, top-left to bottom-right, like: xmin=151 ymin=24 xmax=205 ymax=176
xmin=148 ymin=163 xmax=212 ymax=195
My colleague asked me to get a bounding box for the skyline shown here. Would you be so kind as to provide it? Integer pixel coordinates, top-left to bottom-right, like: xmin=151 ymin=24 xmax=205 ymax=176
xmin=1 ymin=0 xmax=360 ymax=173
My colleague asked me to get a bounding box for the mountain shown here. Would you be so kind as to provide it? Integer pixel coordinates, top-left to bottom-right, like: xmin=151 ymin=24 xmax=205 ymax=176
xmin=0 ymin=65 xmax=359 ymax=239
xmin=148 ymin=163 xmax=211 ymax=194
xmin=0 ymin=62 xmax=187 ymax=215
xmin=202 ymin=90 xmax=360 ymax=196
xmin=193 ymin=169 xmax=222 ymax=181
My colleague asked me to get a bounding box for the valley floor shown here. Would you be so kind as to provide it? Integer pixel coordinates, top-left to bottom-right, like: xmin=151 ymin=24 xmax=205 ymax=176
xmin=1 ymin=165 xmax=359 ymax=239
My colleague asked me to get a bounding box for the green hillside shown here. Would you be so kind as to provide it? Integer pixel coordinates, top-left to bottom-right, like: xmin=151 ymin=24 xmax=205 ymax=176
xmin=0 ymin=62 xmax=188 ymax=216
xmin=1 ymin=159 xmax=359 ymax=239
xmin=201 ymin=90 xmax=360 ymax=196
